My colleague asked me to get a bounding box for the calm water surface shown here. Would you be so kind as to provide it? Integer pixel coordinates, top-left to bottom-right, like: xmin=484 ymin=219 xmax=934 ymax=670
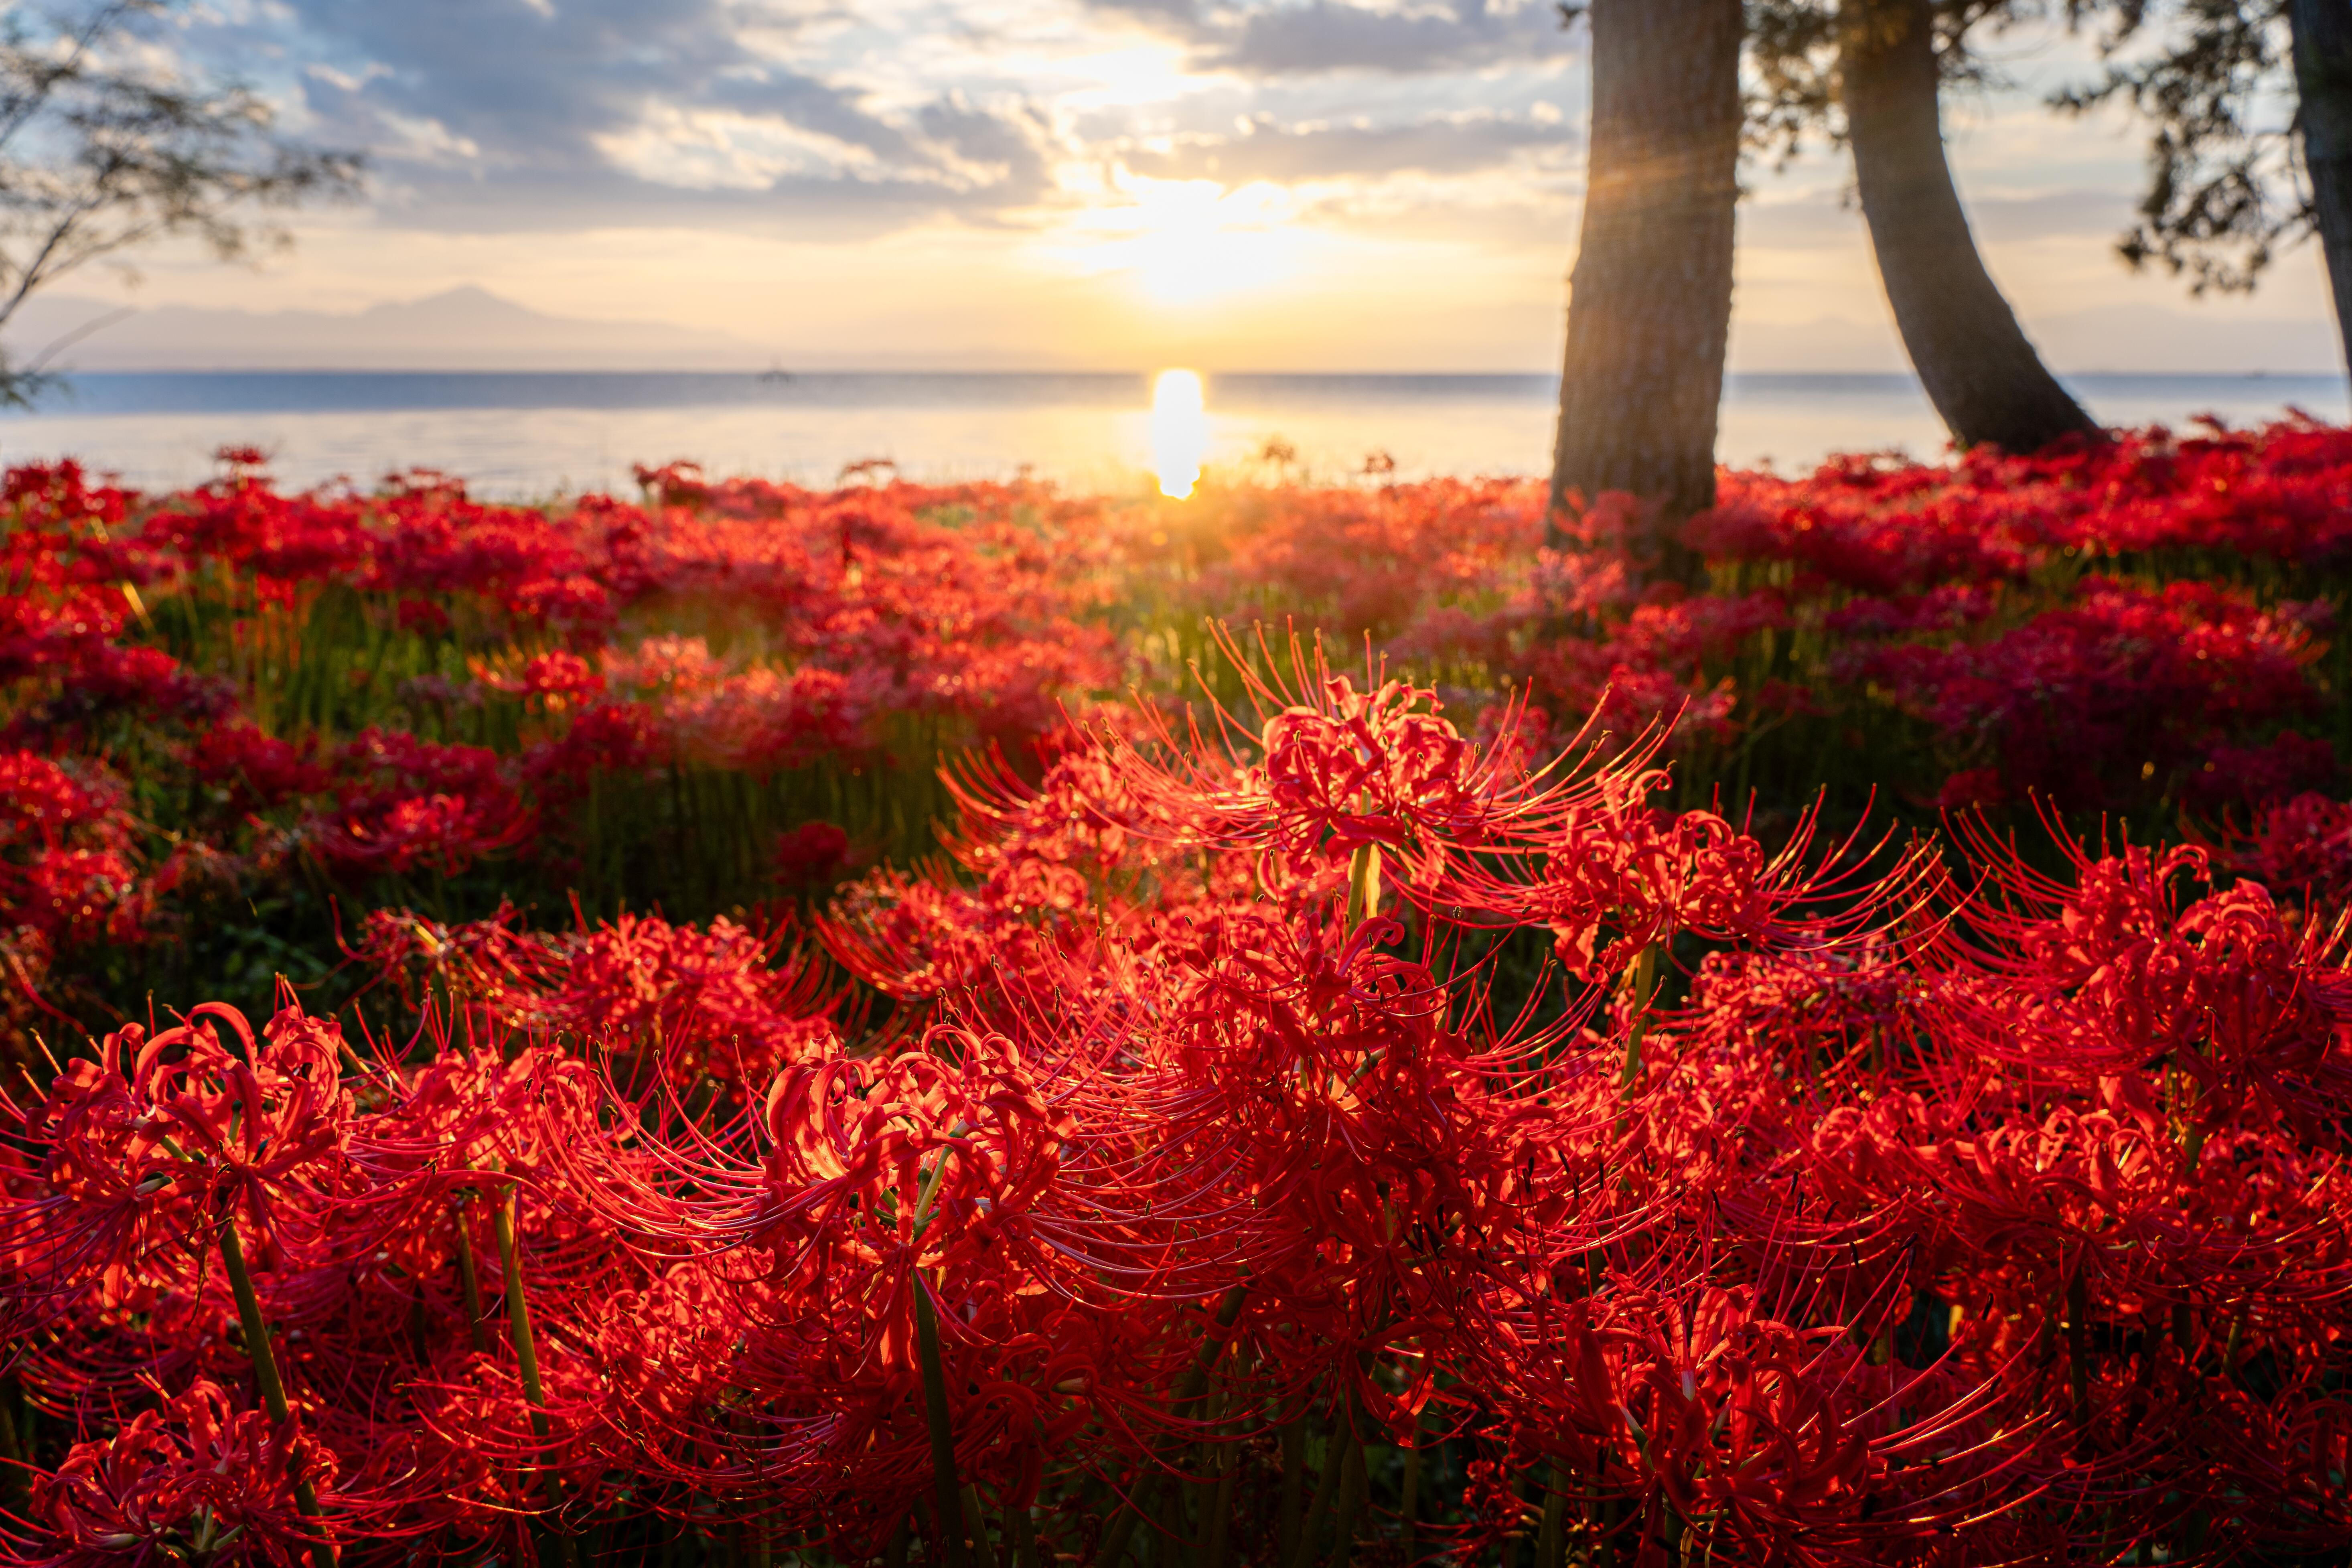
xmin=0 ymin=371 xmax=2342 ymax=497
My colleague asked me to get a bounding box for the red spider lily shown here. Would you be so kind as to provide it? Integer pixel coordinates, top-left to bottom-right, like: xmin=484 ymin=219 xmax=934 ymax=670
xmin=2211 ymin=787 xmax=2352 ymax=914
xmin=773 ymin=821 xmax=852 ymax=890
xmin=353 ymin=901 xmax=844 ymax=1090
xmin=182 ymin=724 xmax=333 ymax=815
xmin=471 ymin=649 xmax=604 ymax=710
xmin=6 ymin=1002 xmax=352 ymax=1318
xmin=1531 ymin=1286 xmax=2031 ymax=1565
xmin=1855 ymin=578 xmax=2322 ymax=810
xmin=1923 ymin=816 xmax=2352 ymax=1126
xmin=308 ymin=730 xmax=533 ymax=878
xmin=18 ymin=1377 xmax=336 ymax=1567
xmin=1 ymin=428 xmax=2351 ymax=1566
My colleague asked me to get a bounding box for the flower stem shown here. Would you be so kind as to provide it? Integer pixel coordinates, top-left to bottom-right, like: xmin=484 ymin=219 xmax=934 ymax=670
xmin=1397 ymin=1428 xmax=1421 ymax=1564
xmin=452 ymin=1195 xmax=491 ymax=1356
xmin=1276 ymin=1418 xmax=1306 ymax=1568
xmin=1536 ymin=1464 xmax=1565 ymax=1568
xmin=1095 ymin=1286 xmax=1250 ymax=1568
xmin=2067 ymin=1267 xmax=2090 ymax=1431
xmin=1346 ymin=843 xmax=1383 ymax=929
xmin=494 ymin=1187 xmax=575 ymax=1568
xmin=0 ymin=1376 xmax=25 ymax=1513
xmin=217 ymin=1216 xmax=338 ymax=1568
xmin=1280 ymin=1414 xmax=1344 ymax=1568
xmin=1192 ymin=1379 xmax=1236 ymax=1568
xmin=1009 ymin=1501 xmax=1046 ymax=1568
xmin=962 ymin=1483 xmax=1000 ymax=1568
xmin=1319 ymin=1426 xmax=1368 ymax=1568
xmin=1618 ymin=944 xmax=1660 ymax=1096
xmin=914 ymin=1278 xmax=973 ymax=1568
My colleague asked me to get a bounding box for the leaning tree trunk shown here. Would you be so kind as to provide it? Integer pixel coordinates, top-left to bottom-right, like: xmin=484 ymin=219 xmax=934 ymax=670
xmin=1839 ymin=0 xmax=2101 ymax=452
xmin=1545 ymin=0 xmax=1746 ymax=576
xmin=2290 ymin=0 xmax=2352 ymax=379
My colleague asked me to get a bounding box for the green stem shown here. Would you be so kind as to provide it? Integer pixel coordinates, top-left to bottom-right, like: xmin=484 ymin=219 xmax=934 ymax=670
xmin=1188 ymin=1379 xmax=1228 ymax=1568
xmin=962 ymin=1483 xmax=1000 ymax=1568
xmin=453 ymin=1196 xmax=491 ymax=1356
xmin=914 ymin=1280 xmax=973 ymax=1568
xmin=218 ymin=1217 xmax=338 ymax=1568
xmin=1276 ymin=1418 xmax=1306 ymax=1568
xmin=494 ymin=1188 xmax=576 ymax=1568
xmin=0 ymin=1376 xmax=24 ymax=1513
xmin=911 ymin=1125 xmax=969 ymax=1238
xmin=2066 ymin=1268 xmax=2090 ymax=1431
xmin=1319 ymin=1432 xmax=1368 ymax=1568
xmin=1397 ymin=1436 xmax=1420 ymax=1565
xmin=1095 ymin=1286 xmax=1250 ymax=1568
xmin=1280 ymin=1414 xmax=1344 ymax=1568
xmin=1537 ymin=1465 xmax=1565 ymax=1568
xmin=1346 ymin=843 xmax=1383 ymax=929
xmin=1618 ymin=945 xmax=1659 ymax=1096
xmin=1010 ymin=1502 xmax=1045 ymax=1568
xmin=1200 ymin=1437 xmax=1238 ymax=1568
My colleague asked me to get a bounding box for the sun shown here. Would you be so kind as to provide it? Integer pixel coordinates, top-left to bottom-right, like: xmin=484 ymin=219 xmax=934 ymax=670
xmin=1068 ymin=176 xmax=1305 ymax=308
xmin=1150 ymin=368 xmax=1208 ymax=499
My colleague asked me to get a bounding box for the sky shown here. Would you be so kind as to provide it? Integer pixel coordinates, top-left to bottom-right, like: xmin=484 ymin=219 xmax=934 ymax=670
xmin=48 ymin=0 xmax=2344 ymax=373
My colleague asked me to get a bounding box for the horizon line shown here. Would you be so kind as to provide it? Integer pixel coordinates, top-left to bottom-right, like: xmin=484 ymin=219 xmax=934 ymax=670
xmin=14 ymin=365 xmax=2345 ymax=380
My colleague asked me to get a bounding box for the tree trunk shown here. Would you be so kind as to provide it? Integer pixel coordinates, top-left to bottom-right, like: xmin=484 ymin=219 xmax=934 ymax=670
xmin=1545 ymin=0 xmax=1746 ymax=575
xmin=2290 ymin=0 xmax=2352 ymax=380
xmin=1839 ymin=0 xmax=2101 ymax=452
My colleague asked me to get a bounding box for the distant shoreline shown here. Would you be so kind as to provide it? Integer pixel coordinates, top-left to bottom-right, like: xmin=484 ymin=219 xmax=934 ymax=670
xmin=2 ymin=370 xmax=2339 ymax=498
xmin=2 ymin=368 xmax=2341 ymax=419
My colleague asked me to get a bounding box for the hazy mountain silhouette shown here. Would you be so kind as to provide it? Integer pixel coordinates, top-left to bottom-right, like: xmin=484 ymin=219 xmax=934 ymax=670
xmin=2 ymin=286 xmax=777 ymax=371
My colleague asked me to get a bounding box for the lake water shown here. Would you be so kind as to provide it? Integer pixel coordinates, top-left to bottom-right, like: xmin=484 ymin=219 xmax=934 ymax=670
xmin=1 ymin=370 xmax=2343 ymax=497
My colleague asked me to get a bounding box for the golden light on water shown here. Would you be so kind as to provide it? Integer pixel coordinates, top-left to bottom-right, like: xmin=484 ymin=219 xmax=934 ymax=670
xmin=1150 ymin=369 xmax=1208 ymax=499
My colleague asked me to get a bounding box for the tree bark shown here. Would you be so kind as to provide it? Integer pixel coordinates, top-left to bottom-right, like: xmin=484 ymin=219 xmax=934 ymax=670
xmin=1839 ymin=0 xmax=2101 ymax=452
xmin=2290 ymin=0 xmax=2352 ymax=380
xmin=1546 ymin=0 xmax=1746 ymax=574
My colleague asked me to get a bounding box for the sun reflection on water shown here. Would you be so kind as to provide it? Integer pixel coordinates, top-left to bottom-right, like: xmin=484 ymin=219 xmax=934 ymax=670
xmin=1150 ymin=368 xmax=1207 ymax=499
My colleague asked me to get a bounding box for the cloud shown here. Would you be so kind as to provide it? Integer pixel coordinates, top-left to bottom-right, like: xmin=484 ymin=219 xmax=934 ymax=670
xmin=1119 ymin=111 xmax=1571 ymax=183
xmin=214 ymin=0 xmax=1057 ymax=232
xmin=1216 ymin=0 xmax=1577 ymax=75
xmin=162 ymin=0 xmax=1592 ymax=243
xmin=1736 ymin=186 xmax=2142 ymax=252
xmin=1087 ymin=0 xmax=1579 ymax=77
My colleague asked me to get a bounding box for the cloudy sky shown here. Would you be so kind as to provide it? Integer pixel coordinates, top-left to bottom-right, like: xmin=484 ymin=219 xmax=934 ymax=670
xmin=70 ymin=0 xmax=2342 ymax=371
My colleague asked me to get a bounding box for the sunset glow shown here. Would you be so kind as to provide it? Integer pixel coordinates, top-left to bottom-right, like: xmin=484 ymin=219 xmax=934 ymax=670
xmin=1071 ymin=179 xmax=1307 ymax=309
xmin=1150 ymin=368 xmax=1207 ymax=498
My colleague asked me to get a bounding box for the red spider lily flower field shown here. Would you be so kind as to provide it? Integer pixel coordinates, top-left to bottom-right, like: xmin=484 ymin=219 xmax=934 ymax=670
xmin=2 ymin=423 xmax=2351 ymax=1566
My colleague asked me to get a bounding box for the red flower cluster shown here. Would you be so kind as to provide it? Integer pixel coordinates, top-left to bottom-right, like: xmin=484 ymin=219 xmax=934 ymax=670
xmin=5 ymin=645 xmax=2350 ymax=1565
xmin=0 ymin=752 xmax=159 ymax=950
xmin=0 ymin=421 xmax=2348 ymax=1561
xmin=0 ymin=453 xmax=1127 ymax=961
xmin=0 ymin=420 xmax=2344 ymax=980
xmin=1159 ymin=419 xmax=2351 ymax=808
xmin=1700 ymin=416 xmax=2352 ymax=584
xmin=353 ymin=900 xmax=841 ymax=1090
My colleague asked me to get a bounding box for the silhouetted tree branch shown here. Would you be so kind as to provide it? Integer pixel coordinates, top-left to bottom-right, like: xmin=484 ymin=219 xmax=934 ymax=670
xmin=0 ymin=0 xmax=361 ymax=405
xmin=2054 ymin=1 xmax=2352 ymax=377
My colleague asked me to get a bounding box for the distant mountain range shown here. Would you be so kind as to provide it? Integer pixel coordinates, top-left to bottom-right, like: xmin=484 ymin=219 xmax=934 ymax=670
xmin=0 ymin=286 xmax=779 ymax=372
xmin=1730 ymin=304 xmax=2342 ymax=378
xmin=0 ymin=283 xmax=2334 ymax=377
